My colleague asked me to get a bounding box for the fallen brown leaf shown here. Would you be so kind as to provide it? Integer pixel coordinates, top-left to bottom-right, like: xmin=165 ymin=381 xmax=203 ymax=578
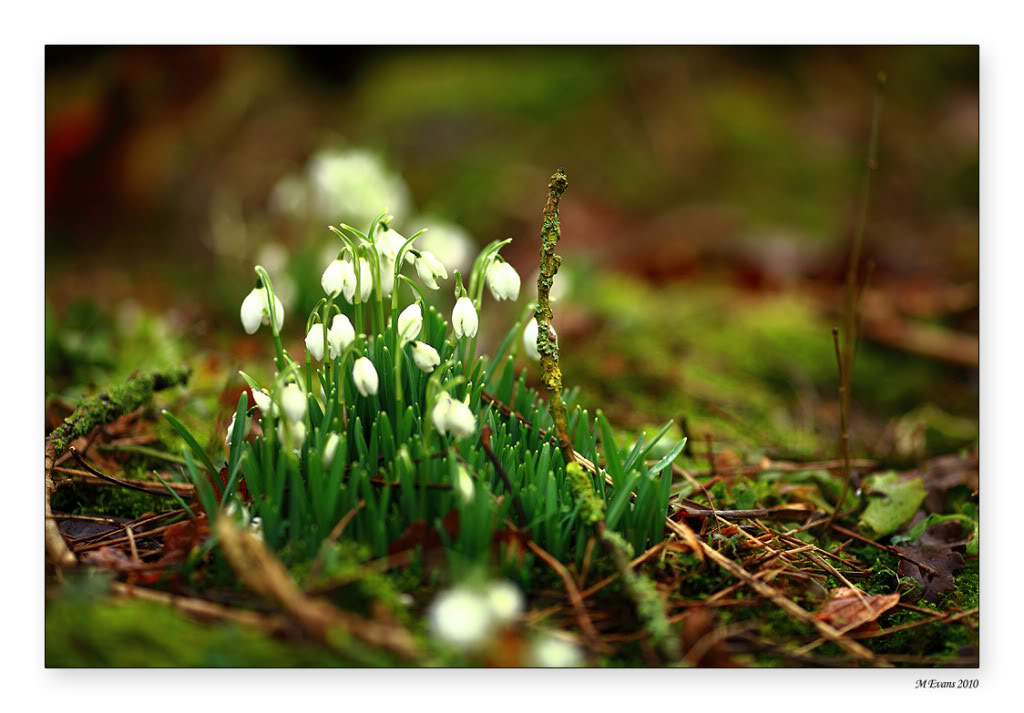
xmin=815 ymin=587 xmax=899 ymax=629
xmin=894 ymin=546 xmax=966 ymax=603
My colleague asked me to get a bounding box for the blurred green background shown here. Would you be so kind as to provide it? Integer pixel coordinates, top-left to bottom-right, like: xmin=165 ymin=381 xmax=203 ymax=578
xmin=45 ymin=46 xmax=978 ymax=466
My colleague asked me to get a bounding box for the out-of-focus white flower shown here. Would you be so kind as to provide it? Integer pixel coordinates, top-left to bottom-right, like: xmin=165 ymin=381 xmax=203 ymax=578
xmin=308 ymin=149 xmax=410 ymax=227
xmin=321 ymin=259 xmax=354 ymax=298
xmin=328 ymin=314 xmax=356 ymax=358
xmin=452 ymin=297 xmax=478 ymax=339
xmin=277 ymin=418 xmax=307 ymax=448
xmin=445 ymin=396 xmax=477 ymax=438
xmin=280 ymin=383 xmax=307 ymax=424
xmin=409 ymin=216 xmax=473 ymax=273
xmin=240 ymin=287 xmax=284 ymax=335
xmin=415 ymin=251 xmax=447 ymax=290
xmin=396 ymin=303 xmax=423 ymax=344
xmin=456 ymin=466 xmax=475 ymax=503
xmin=410 ymin=341 xmax=440 ymax=373
xmin=523 ymin=317 xmax=555 ymax=361
xmin=225 ymin=411 xmax=250 ymax=447
xmin=486 ymin=261 xmax=521 ymax=302
xmin=432 ymin=392 xmax=452 ymax=434
xmin=530 ymin=634 xmax=583 ymax=668
xmin=256 ymin=243 xmax=289 ymax=275
xmin=248 ymin=516 xmax=264 ymax=540
xmin=305 ymin=324 xmax=327 ymax=361
xmin=486 ymin=581 xmax=524 ymax=624
xmin=352 ymin=357 xmax=379 ymax=397
xmin=428 ymin=588 xmax=493 ymax=650
xmin=268 ymin=173 xmax=308 ymax=218
xmin=323 ymin=432 xmax=340 ymax=467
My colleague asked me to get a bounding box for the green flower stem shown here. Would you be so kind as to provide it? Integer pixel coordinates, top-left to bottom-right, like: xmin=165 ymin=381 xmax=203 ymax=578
xmin=254 ymin=265 xmax=285 ymax=370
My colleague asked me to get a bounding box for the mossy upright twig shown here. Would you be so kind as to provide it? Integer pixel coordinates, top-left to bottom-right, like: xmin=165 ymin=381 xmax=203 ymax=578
xmin=533 ymin=170 xmax=679 ymax=661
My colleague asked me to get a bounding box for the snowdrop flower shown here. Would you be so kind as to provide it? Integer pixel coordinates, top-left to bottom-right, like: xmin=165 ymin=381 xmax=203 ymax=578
xmin=252 ymin=388 xmax=272 ymax=413
xmin=456 ymin=466 xmax=475 ymax=503
xmin=327 ymin=314 xmax=355 ymax=358
xmin=523 ymin=317 xmax=555 ymax=361
xmin=378 ymin=228 xmax=407 ymax=262
xmin=428 ymin=588 xmax=493 ymax=650
xmin=432 ymin=392 xmax=453 ymax=434
xmin=304 ymin=324 xmax=327 ymax=361
xmin=410 ymin=341 xmax=440 ymax=373
xmin=277 ymin=418 xmax=306 ymax=448
xmin=248 ymin=516 xmax=264 ymax=540
xmin=323 ymin=432 xmax=340 ymax=467
xmin=530 ymin=634 xmax=583 ymax=667
xmin=280 ymin=383 xmax=307 ymax=424
xmin=378 ymin=259 xmax=396 ymax=297
xmin=414 ymin=250 xmax=447 ymax=290
xmin=352 ymin=357 xmax=379 ymax=397
xmin=486 ymin=581 xmax=524 ymax=624
xmin=486 ymin=260 xmax=521 ymax=302
xmin=240 ymin=287 xmax=284 ymax=335
xmin=396 ymin=303 xmax=423 ymax=344
xmin=349 ymin=257 xmax=373 ymax=303
xmin=452 ymin=297 xmax=478 ymax=339
xmin=224 ymin=411 xmax=250 ymax=447
xmin=446 ymin=396 xmax=477 ymax=438
xmin=321 ymin=259 xmax=354 ymax=298
xmin=308 ymin=148 xmax=410 ymax=226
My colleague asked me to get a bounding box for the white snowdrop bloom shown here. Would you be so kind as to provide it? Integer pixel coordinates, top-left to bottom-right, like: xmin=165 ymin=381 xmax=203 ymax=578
xmin=353 ymin=257 xmax=373 ymax=303
xmin=321 ymin=259 xmax=353 ymax=298
xmin=432 ymin=392 xmax=452 ymax=434
xmin=224 ymin=411 xmax=250 ymax=447
xmin=410 ymin=341 xmax=441 ymax=373
xmin=323 ymin=432 xmax=340 ymax=467
xmin=456 ymin=466 xmax=475 ymax=503
xmin=248 ymin=516 xmax=264 ymax=540
xmin=240 ymin=287 xmax=284 ymax=335
xmin=523 ymin=318 xmax=555 ymax=362
xmin=486 ymin=261 xmax=521 ymax=302
xmin=486 ymin=581 xmax=524 ymax=624
xmin=352 ymin=357 xmax=379 ymax=397
xmin=428 ymin=588 xmax=494 ymax=650
xmin=277 ymin=418 xmax=306 ymax=448
xmin=377 ymin=228 xmax=407 ymax=262
xmin=445 ymin=396 xmax=477 ymax=439
xmin=304 ymin=324 xmax=327 ymax=361
xmin=451 ymin=297 xmax=478 ymax=339
xmin=280 ymin=383 xmax=307 ymax=424
xmin=378 ymin=257 xmax=396 ymax=297
xmin=530 ymin=634 xmax=583 ymax=668
xmin=327 ymin=314 xmax=356 ymax=357
xmin=396 ymin=303 xmax=423 ymax=344
xmin=414 ymin=250 xmax=447 ymax=290
xmin=252 ymin=388 xmax=272 ymax=413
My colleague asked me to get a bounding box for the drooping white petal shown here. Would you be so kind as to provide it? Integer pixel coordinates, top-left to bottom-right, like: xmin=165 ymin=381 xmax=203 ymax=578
xmin=410 ymin=341 xmax=441 ymax=373
xmin=240 ymin=288 xmax=265 ymax=334
xmin=327 ymin=314 xmax=355 ymax=358
xmin=431 ymin=392 xmax=452 ymax=435
xmin=378 ymin=228 xmax=407 ymax=262
xmin=280 ymin=383 xmax=307 ymax=424
xmin=445 ymin=397 xmax=477 ymax=438
xmin=252 ymin=388 xmax=272 ymax=413
xmin=456 ymin=466 xmax=475 ymax=503
xmin=323 ymin=432 xmax=340 ymax=467
xmin=357 ymin=257 xmax=373 ymax=302
xmin=277 ymin=418 xmax=306 ymax=448
xmin=304 ymin=325 xmax=326 ymax=361
xmin=415 ymin=256 xmax=439 ymax=290
xmin=379 ymin=255 xmax=396 ymax=297
xmin=396 ymin=303 xmax=423 ymax=344
xmin=420 ymin=250 xmax=448 ymax=280
xmin=486 ymin=261 xmax=521 ymax=301
xmin=452 ymin=297 xmax=478 ymax=339
xmin=523 ymin=318 xmax=541 ymax=361
xmin=352 ymin=357 xmax=379 ymax=397
xmin=321 ymin=259 xmax=348 ymax=298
